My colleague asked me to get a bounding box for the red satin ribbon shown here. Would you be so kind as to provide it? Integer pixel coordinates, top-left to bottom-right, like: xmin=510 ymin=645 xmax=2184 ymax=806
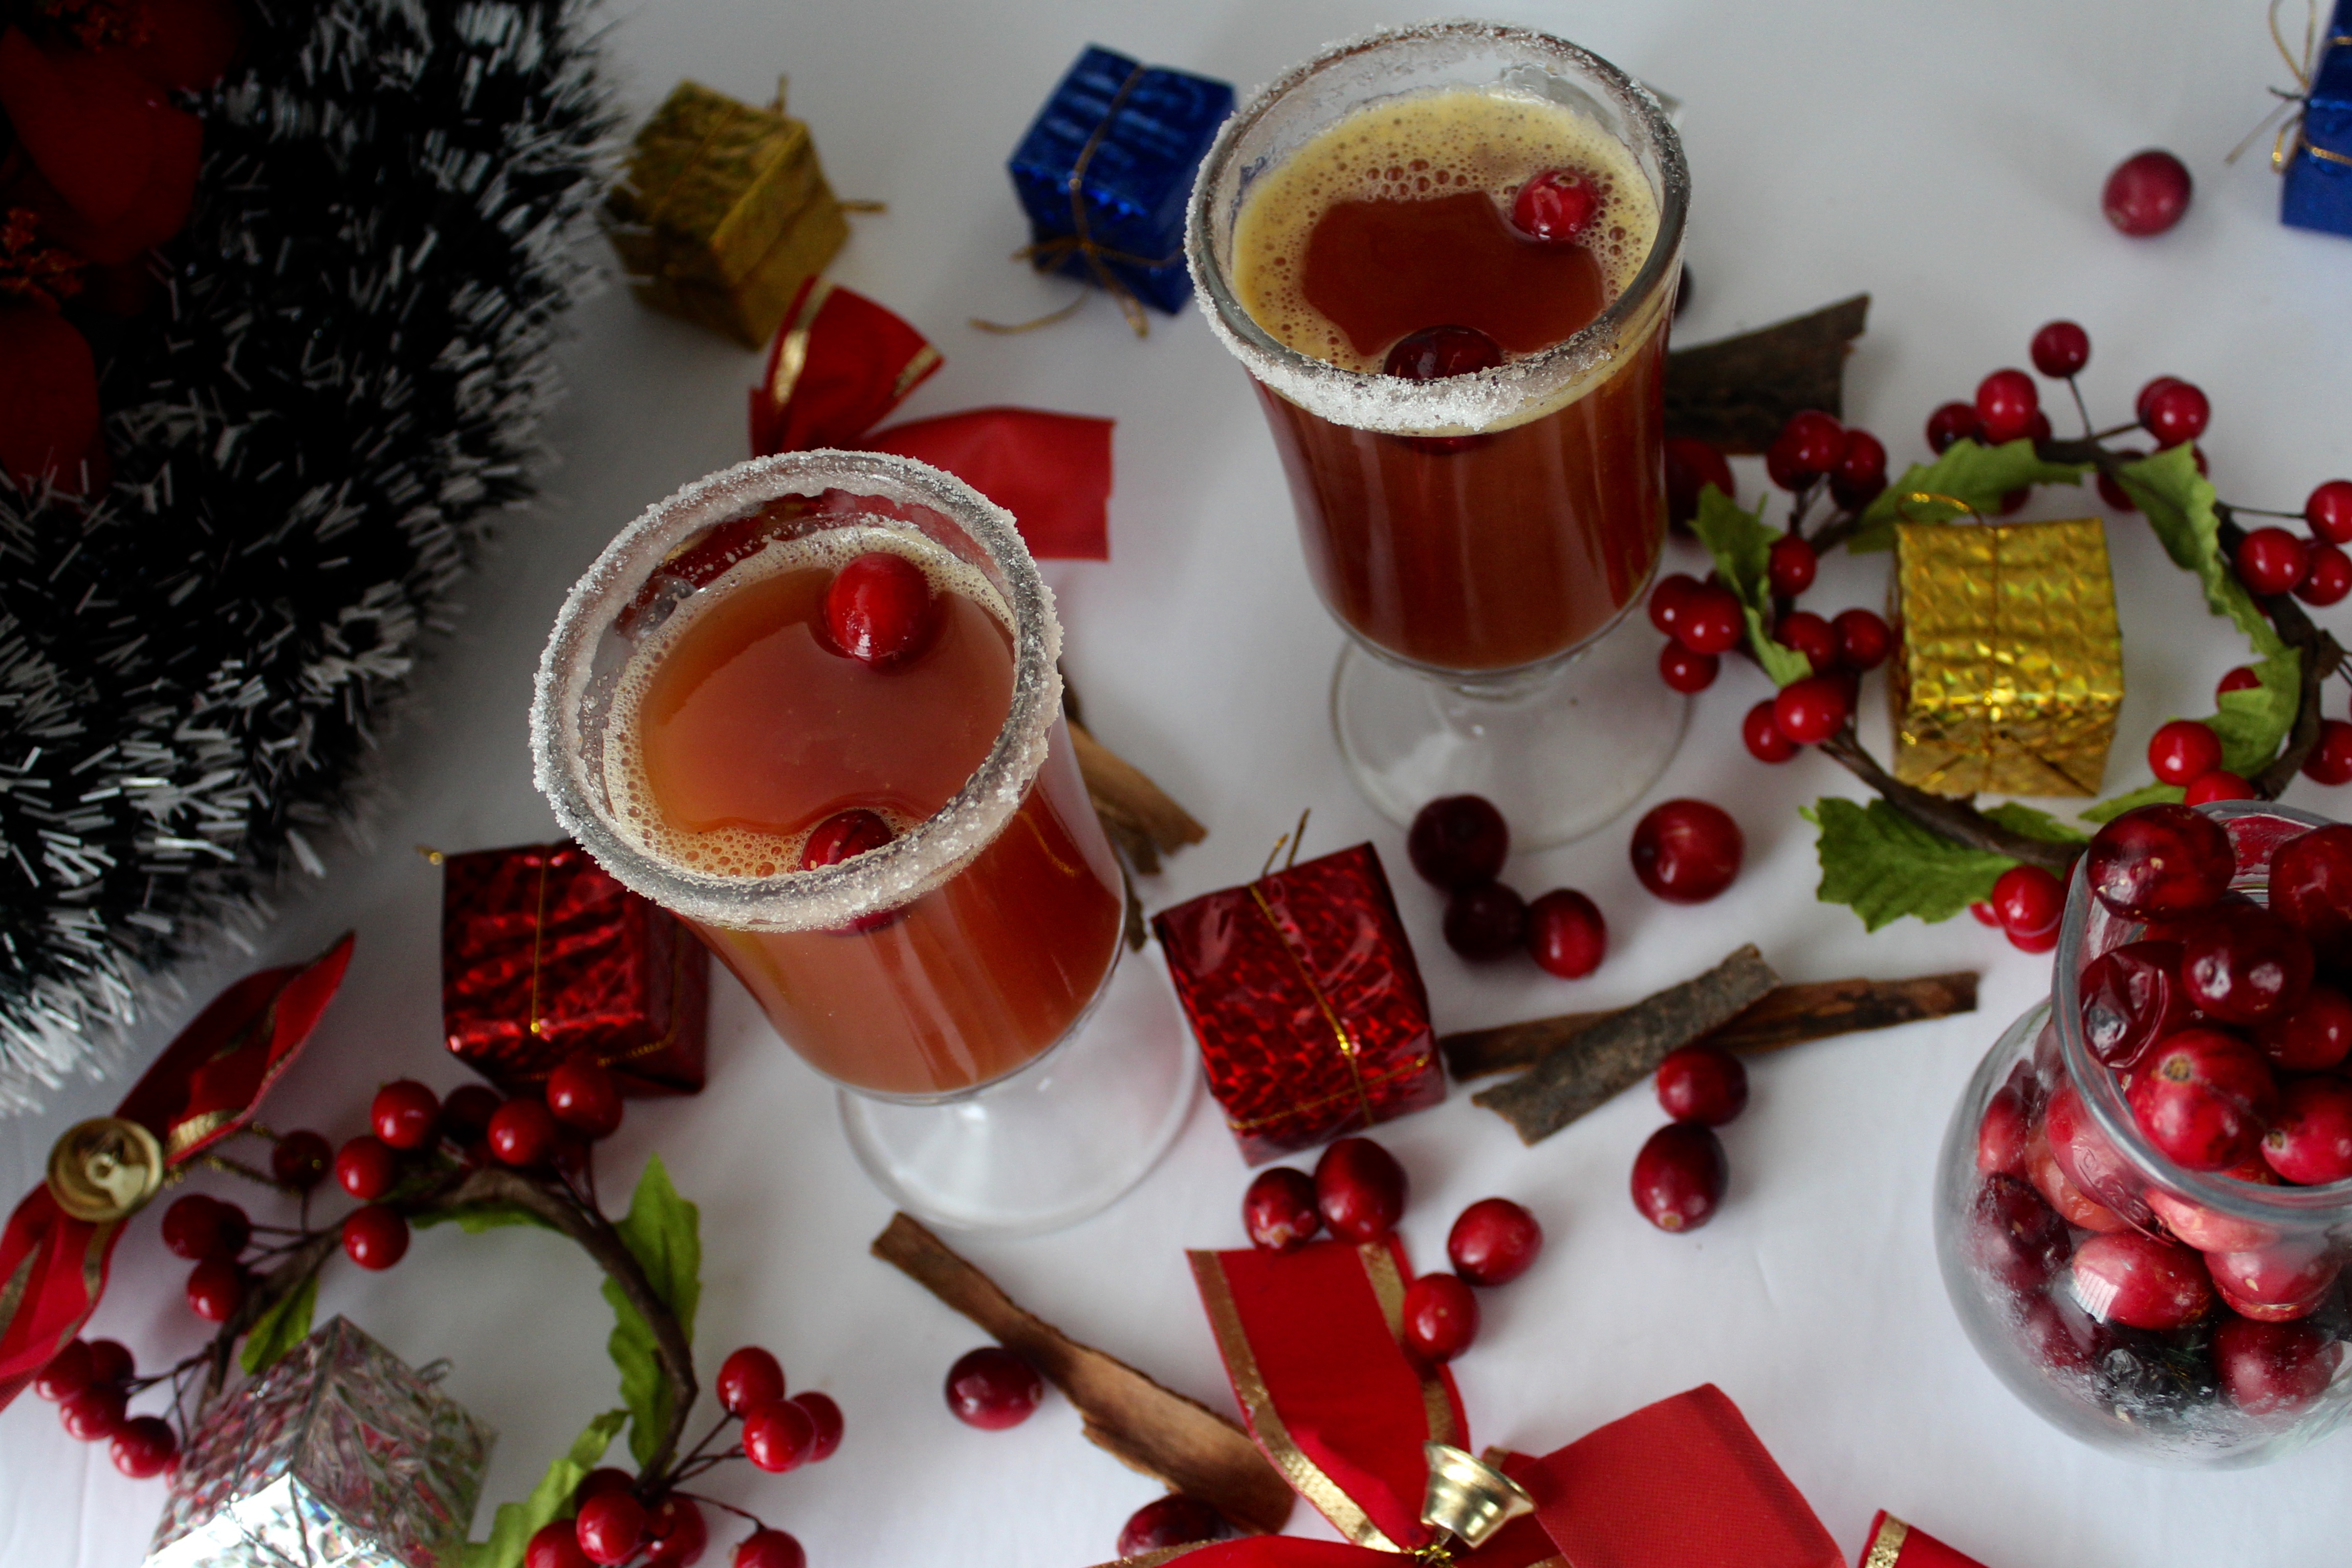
xmin=749 ymin=276 xmax=1113 ymax=560
xmin=0 ymin=933 xmax=354 ymax=1408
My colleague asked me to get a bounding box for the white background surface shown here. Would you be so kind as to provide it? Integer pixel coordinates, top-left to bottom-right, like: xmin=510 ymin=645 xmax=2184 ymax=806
xmin=5 ymin=2 xmax=2350 ymax=1564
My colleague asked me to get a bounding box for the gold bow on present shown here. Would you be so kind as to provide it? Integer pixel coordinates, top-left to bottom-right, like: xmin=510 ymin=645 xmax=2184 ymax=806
xmin=2230 ymin=0 xmax=2352 ymax=172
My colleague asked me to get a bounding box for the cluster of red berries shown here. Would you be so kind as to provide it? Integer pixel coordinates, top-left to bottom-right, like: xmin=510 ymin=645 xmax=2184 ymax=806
xmin=1406 ymin=795 xmax=1605 ymax=976
xmin=1630 ymin=1046 xmax=1749 ymax=1235
xmin=1970 ymin=806 xmax=2352 ymax=1420
xmin=31 ymin=1335 xmax=176 ymax=1477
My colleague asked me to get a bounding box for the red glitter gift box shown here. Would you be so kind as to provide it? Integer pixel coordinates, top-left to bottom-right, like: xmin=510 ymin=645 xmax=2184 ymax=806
xmin=1152 ymin=843 xmax=1443 ymax=1163
xmin=441 ymin=841 xmax=709 ymax=1096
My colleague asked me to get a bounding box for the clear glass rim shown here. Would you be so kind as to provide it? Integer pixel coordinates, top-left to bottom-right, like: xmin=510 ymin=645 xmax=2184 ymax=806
xmin=2053 ymin=797 xmax=2352 ymax=1219
xmin=529 ymin=450 xmax=1061 ymax=934
xmin=1183 ymin=19 xmax=1691 ymax=438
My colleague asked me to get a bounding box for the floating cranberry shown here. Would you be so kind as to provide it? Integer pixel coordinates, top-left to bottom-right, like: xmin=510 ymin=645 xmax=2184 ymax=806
xmin=109 ymin=1415 xmax=177 ymax=1479
xmin=1968 ymin=1173 xmax=2070 ymax=1294
xmin=793 ymin=1391 xmax=845 ymax=1462
xmin=2181 ymin=908 xmax=2314 ymax=1025
xmin=1401 ymin=1273 xmax=1479 ymax=1362
xmin=34 ymin=1340 xmax=95 ymax=1402
xmin=1119 ymin=1497 xmax=1231 ymax=1558
xmin=2127 ymin=1028 xmax=2279 ymax=1171
xmin=2146 ymin=720 xmax=2222 ymax=787
xmin=1630 ymin=800 xmax=1743 ymax=903
xmin=1315 ymin=1137 xmax=1407 ymax=1242
xmin=1510 ymin=167 xmax=1599 ymax=242
xmin=1830 ymin=429 xmax=1889 ymax=510
xmin=1658 ymin=641 xmax=1718 ymax=693
xmin=2261 ymin=1075 xmax=2352 ymax=1185
xmin=1772 ymin=676 xmax=1848 ymax=745
xmin=733 ymin=1530 xmax=807 ymax=1568
xmin=1654 ymin=1044 xmax=1748 ymax=1126
xmin=2030 ymin=319 xmax=2091 ymax=378
xmin=642 ymin=1495 xmax=707 ymax=1567
xmin=575 ymin=1492 xmax=648 ymax=1566
xmin=2185 ymin=770 xmax=2257 ymax=805
xmin=823 ymin=551 xmax=937 ymax=668
xmin=2069 ymin=1232 xmax=2213 ymax=1329
xmin=2237 ymin=528 xmax=2310 ymax=598
xmin=1407 ymin=795 xmax=1509 ymax=889
xmin=1443 ymin=882 xmax=1528 ymax=961
xmin=371 ymin=1079 xmax=441 ymax=1151
xmin=2141 ymin=378 xmax=2211 ymax=447
xmin=1447 ymin=1197 xmax=1543 ymax=1286
xmin=2103 ymin=149 xmax=2193 ymax=236
xmin=1674 ymin=583 xmax=1745 ymax=656
xmin=717 ymin=1345 xmax=787 ymax=1415
xmin=1975 ymin=368 xmax=2040 ymax=445
xmin=335 ymin=1134 xmax=399 ymax=1201
xmin=162 ymin=1193 xmax=247 ymax=1261
xmin=1989 ymin=863 xmax=2065 ymax=945
xmin=1832 ymin=607 xmax=1892 ymax=671
xmin=547 ymin=1056 xmax=624 ymax=1140
xmin=2083 ymin=803 xmax=2235 ymax=921
xmin=1631 ymin=1122 xmax=1727 ymax=1233
xmin=2269 ymin=823 xmax=2352 ymax=964
xmin=1648 ymin=573 xmax=1702 ymax=638
xmin=2216 ymin=1315 xmax=2339 ymax=1414
xmin=1977 ymin=1083 xmax=2033 ymax=1177
xmin=2306 ymin=479 xmax=2352 ymax=545
xmin=186 ymin=1255 xmax=244 ymax=1323
xmin=1524 ymin=889 xmax=1606 ymax=979
xmin=1773 ymin=610 xmax=1838 ymax=675
xmin=1741 ymin=701 xmax=1798 ymax=764
xmin=944 ymin=1346 xmax=1043 ymax=1431
xmin=2297 ymin=543 xmax=2352 ymax=606
xmin=488 ymin=1097 xmax=560 ymax=1168
xmin=2208 ymin=1244 xmax=2341 ymax=1320
xmin=528 ymin=1520 xmax=595 ymax=1568
xmin=1384 ymin=323 xmax=1506 ymax=381
xmin=1663 ymin=440 xmax=1734 ymax=529
xmin=2255 ymin=985 xmax=2352 ymax=1071
xmin=2079 ymin=940 xmax=2192 ymax=1068
xmin=342 ymin=1205 xmax=410 ymax=1271
xmin=61 ymin=1384 xmax=126 ymax=1442
xmin=1766 ymin=535 xmax=1817 ymax=597
xmin=744 ymin=1396 xmax=818 ymax=1469
xmin=1926 ymin=401 xmax=1981 ymax=453
xmin=1242 ymin=1167 xmax=1323 ymax=1253
xmin=2303 ymin=720 xmax=2352 ymax=786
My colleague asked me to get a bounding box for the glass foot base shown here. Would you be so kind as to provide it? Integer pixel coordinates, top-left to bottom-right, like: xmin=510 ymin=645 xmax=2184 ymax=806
xmin=1332 ymin=620 xmax=1688 ymax=849
xmin=836 ymin=950 xmax=1199 ymax=1237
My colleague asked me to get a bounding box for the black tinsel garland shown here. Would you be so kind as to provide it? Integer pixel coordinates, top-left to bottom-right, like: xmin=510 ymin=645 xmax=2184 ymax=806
xmin=0 ymin=0 xmax=614 ymax=1107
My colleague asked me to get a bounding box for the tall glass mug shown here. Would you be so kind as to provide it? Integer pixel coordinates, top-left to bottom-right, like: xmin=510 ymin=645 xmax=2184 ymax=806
xmin=1188 ymin=23 xmax=1691 ymax=844
xmin=532 ymin=451 xmax=1195 ymax=1234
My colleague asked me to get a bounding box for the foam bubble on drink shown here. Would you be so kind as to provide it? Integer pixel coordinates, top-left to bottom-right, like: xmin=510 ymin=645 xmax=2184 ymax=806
xmin=599 ymin=519 xmax=1013 ymax=882
xmin=1231 ymin=86 xmax=1659 ymax=373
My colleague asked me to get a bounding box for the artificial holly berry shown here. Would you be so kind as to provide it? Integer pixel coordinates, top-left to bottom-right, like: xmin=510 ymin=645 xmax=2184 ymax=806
xmin=793 ymin=1391 xmax=845 ymax=1462
xmin=2217 ymin=666 xmax=2262 ymax=700
xmin=1831 ymin=607 xmax=1892 ymax=671
xmin=2304 ymin=720 xmax=2352 ymax=786
xmin=2097 ymin=457 xmax=2144 ymax=514
xmin=61 ymin=1383 xmax=126 ymax=1441
xmin=336 ymin=1135 xmax=399 ymax=1201
xmin=2296 ymin=542 xmax=2352 ymax=606
xmin=717 ymin=1345 xmax=787 ymax=1415
xmin=1315 ymin=1137 xmax=1407 ymax=1242
xmin=943 ymin=1347 xmax=1043 ymax=1431
xmin=2305 ymin=479 xmax=2352 ymax=545
xmin=2103 ymin=149 xmax=2192 ymax=236
xmin=547 ymin=1056 xmax=624 ymax=1140
xmin=1406 ymin=795 xmax=1509 ymax=889
xmin=1242 ymin=1167 xmax=1322 ymax=1253
xmin=1630 ymin=1123 xmax=1727 ymax=1234
xmin=271 ymin=1129 xmax=332 ymax=1190
xmin=1648 ymin=573 xmax=1701 ymax=638
xmin=642 ymin=1494 xmax=707 ymax=1567
xmin=1118 ymin=1497 xmax=1230 ymax=1558
xmin=1384 ymin=323 xmax=1505 ymax=380
xmin=1657 ymin=641 xmax=1718 ymax=693
xmin=1829 ymin=429 xmax=1888 ymax=510
xmin=1446 ymin=1197 xmax=1542 ymax=1287
xmin=1974 ymin=368 xmax=2040 ymax=445
xmin=1766 ymin=410 xmax=1843 ymax=490
xmin=576 ymin=1469 xmax=635 ymax=1506
xmin=1774 ymin=610 xmax=1838 ymax=674
xmin=1766 ymin=535 xmax=1817 ymax=597
xmin=1654 ymin=1044 xmax=1748 ymax=1126
xmin=162 ymin=1193 xmax=248 ymax=1261
xmin=441 ymin=1084 xmax=504 ymax=1143
xmin=33 ymin=1340 xmax=95 ymax=1402
xmin=488 ymin=1097 xmax=560 ymax=1168
xmin=83 ymin=1339 xmax=132 ymax=1387
xmin=1510 ymin=168 xmax=1599 ymax=243
xmin=1400 ymin=1273 xmax=1479 ymax=1362
xmin=342 ymin=1205 xmax=410 ymax=1270
xmin=576 ymin=1492 xmax=648 ymax=1566
xmin=1674 ymin=584 xmax=1744 ymax=656
xmin=1926 ymin=401 xmax=1980 ymax=453
xmin=110 ymin=1415 xmax=177 ymax=1479
xmin=1663 ymin=439 xmax=1733 ymax=528
xmin=1771 ymin=676 xmax=1848 ymax=746
xmin=2235 ymin=527 xmax=2308 ymax=597
xmin=2146 ymin=720 xmax=2223 ymax=787
xmin=1523 ymin=889 xmax=1605 ymax=979
xmin=744 ymin=1397 xmax=819 ymax=1468
xmin=2141 ymin=378 xmax=2210 ymax=447
xmin=2029 ymin=319 xmax=2090 ymax=378
xmin=733 ymin=1531 xmax=807 ymax=1568
xmin=823 ymin=551 xmax=937 ymax=668
xmin=1740 ymin=701 xmax=1798 ymax=764
xmin=2184 ymin=770 xmax=2256 ymax=805
xmin=1629 ymin=800 xmax=1743 ymax=903
xmin=372 ymin=1079 xmax=441 ymax=1151
xmin=1443 ymin=883 xmax=1527 ymax=960
xmin=528 ymin=1520 xmax=595 ymax=1568
xmin=185 ymin=1255 xmax=243 ymax=1322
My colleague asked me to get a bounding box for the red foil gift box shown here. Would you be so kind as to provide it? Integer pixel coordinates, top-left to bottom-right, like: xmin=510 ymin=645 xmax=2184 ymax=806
xmin=1151 ymin=844 xmax=1442 ymax=1163
xmin=441 ymin=841 xmax=709 ymax=1096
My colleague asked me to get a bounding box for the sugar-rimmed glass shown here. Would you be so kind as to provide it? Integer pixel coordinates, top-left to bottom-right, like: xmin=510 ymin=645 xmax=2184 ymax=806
xmin=1187 ymin=21 xmax=1691 ymax=845
xmin=532 ymin=450 xmax=1195 ymax=1235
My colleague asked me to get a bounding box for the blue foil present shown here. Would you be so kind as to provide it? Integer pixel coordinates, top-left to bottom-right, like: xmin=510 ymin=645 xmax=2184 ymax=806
xmin=1007 ymin=46 xmax=1234 ymax=318
xmin=2282 ymin=0 xmax=2352 ymax=236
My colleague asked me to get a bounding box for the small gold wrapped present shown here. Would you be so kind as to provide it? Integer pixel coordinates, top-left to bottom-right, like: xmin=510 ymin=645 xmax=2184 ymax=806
xmin=1889 ymin=518 xmax=2124 ymax=797
xmin=604 ymin=78 xmax=850 ymax=348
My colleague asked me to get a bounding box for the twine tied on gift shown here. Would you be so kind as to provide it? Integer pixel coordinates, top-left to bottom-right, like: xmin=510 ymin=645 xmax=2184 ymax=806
xmin=973 ymin=64 xmax=1176 ymax=339
xmin=2228 ymin=0 xmax=2352 ymax=171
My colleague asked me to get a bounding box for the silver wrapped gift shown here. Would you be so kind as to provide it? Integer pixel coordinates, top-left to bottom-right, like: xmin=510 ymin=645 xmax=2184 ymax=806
xmin=146 ymin=1316 xmax=495 ymax=1568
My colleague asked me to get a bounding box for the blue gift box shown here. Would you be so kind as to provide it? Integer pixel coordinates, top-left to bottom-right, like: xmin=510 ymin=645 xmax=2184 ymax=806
xmin=1008 ymin=46 xmax=1234 ymax=315
xmin=2282 ymin=0 xmax=2352 ymax=236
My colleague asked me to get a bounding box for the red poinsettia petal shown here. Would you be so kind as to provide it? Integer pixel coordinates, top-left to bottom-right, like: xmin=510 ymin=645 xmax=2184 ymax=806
xmin=0 ymin=30 xmax=158 ymax=226
xmin=123 ymin=0 xmax=244 ymax=91
xmin=0 ymin=307 xmax=100 ymax=488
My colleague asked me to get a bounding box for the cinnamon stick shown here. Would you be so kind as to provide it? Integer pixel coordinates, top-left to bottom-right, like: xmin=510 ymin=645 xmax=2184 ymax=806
xmin=1470 ymin=947 xmax=1779 ymax=1145
xmin=872 ymin=1213 xmax=1294 ymax=1536
xmin=1071 ymin=720 xmax=1207 ymax=875
xmin=1665 ymin=294 xmax=1870 ymax=453
xmin=1443 ymin=971 xmax=1979 ymax=1081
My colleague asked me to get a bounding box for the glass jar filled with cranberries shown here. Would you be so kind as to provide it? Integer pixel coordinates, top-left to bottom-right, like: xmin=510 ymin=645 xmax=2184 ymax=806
xmin=1937 ymin=800 xmax=2352 ymax=1465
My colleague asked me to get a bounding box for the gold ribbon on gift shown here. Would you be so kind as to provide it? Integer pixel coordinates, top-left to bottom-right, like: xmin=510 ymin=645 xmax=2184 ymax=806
xmin=2229 ymin=0 xmax=2352 ymax=171
xmin=1862 ymin=1515 xmax=1912 ymax=1568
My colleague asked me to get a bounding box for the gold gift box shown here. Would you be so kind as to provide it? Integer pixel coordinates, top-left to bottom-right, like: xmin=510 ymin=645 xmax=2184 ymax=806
xmin=604 ymin=79 xmax=850 ymax=349
xmin=1889 ymin=518 xmax=2124 ymax=797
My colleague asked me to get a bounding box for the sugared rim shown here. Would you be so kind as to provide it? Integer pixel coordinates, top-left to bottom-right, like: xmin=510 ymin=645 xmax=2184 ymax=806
xmin=1184 ymin=18 xmax=1690 ymax=437
xmin=2053 ymin=798 xmax=2352 ymax=1217
xmin=529 ymin=450 xmax=1061 ymax=934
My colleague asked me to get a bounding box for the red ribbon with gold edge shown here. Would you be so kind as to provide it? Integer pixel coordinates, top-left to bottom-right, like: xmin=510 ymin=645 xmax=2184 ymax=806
xmin=1858 ymin=1512 xmax=1989 ymax=1568
xmin=749 ymin=275 xmax=1114 ymax=560
xmin=0 ymin=932 xmax=354 ymax=1408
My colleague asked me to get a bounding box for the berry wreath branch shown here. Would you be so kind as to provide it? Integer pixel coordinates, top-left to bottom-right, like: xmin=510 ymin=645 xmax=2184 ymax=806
xmin=1661 ymin=321 xmax=2351 ymax=935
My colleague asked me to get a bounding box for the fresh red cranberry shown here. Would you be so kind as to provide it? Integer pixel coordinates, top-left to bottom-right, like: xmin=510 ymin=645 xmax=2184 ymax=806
xmin=2305 ymin=720 xmax=2352 ymax=786
xmin=2146 ymin=720 xmax=2223 ymax=787
xmin=1663 ymin=440 xmax=1733 ymax=529
xmin=1524 ymin=889 xmax=1605 ymax=978
xmin=83 ymin=1339 xmax=132 ymax=1387
xmin=258 ymin=1138 xmax=329 ymax=1201
xmin=1772 ymin=675 xmax=1848 ymax=745
xmin=793 ymin=1391 xmax=844 ymax=1462
xmin=2181 ymin=908 xmax=2314 ymax=1024
xmin=1242 ymin=1167 xmax=1323 ymax=1253
xmin=528 ymin=1520 xmax=594 ymax=1568
xmin=2209 ymin=1244 xmax=2341 ymax=1319
xmin=1446 ymin=1197 xmax=1542 ymax=1286
xmin=1315 ymin=1137 xmax=1407 ymax=1242
xmin=1630 ymin=799 xmax=1743 ymax=903
xmin=1657 ymin=640 xmax=1718 ymax=693
xmin=2103 ymin=149 xmax=2192 ymax=236
xmin=2069 ymin=1232 xmax=2213 ymax=1329
xmin=488 ymin=1097 xmax=560 ymax=1168
xmin=61 ymin=1384 xmax=126 ymax=1441
xmin=1977 ymin=1084 xmax=2033 ymax=1177
xmin=2141 ymin=378 xmax=2211 ymax=447
xmin=1510 ymin=167 xmax=1600 ymax=242
xmin=575 ymin=1492 xmax=648 ymax=1566
xmin=109 ymin=1415 xmax=177 ymax=1479
xmin=1831 ymin=607 xmax=1892 ymax=670
xmin=2127 ymin=1028 xmax=2280 ymax=1170
xmin=1926 ymin=400 xmax=1981 ymax=453
xmin=1988 ymin=863 xmax=2064 ymax=943
xmin=717 ymin=1345 xmax=787 ymax=1415
xmin=2029 ymin=319 xmax=2091 ymax=378
xmin=2031 ymin=1133 xmax=2128 ymax=1233
xmin=33 ymin=1341 xmax=95 ymax=1403
xmin=1648 ymin=572 xmax=1702 ymax=637
xmin=944 ymin=1346 xmax=1043 ymax=1431
xmin=744 ymin=1396 xmax=818 ymax=1468
xmin=823 ymin=551 xmax=937 ymax=668
xmin=642 ymin=1495 xmax=707 ymax=1567
xmin=1401 ymin=1273 xmax=1479 ymax=1362
xmin=2084 ymin=803 xmax=2235 ymax=921
xmin=1384 ymin=323 xmax=1506 ymax=380
xmin=2269 ymin=824 xmax=2352 ymax=964
xmin=342 ymin=1205 xmax=410 ymax=1271
xmin=1631 ymin=1122 xmax=1727 ymax=1233
xmin=2297 ymin=543 xmax=2352 ymax=606
xmin=369 ymin=1079 xmax=441 ymax=1150
xmin=2216 ymin=1315 xmax=2339 ymax=1414
xmin=1829 ymin=429 xmax=1888 ymax=510
xmin=732 ymin=1530 xmax=807 ymax=1568
xmin=186 ymin=1255 xmax=244 ymax=1322
xmin=2261 ymin=1074 xmax=2352 ymax=1185
xmin=1741 ymin=700 xmax=1798 ymax=764
xmin=1407 ymin=795 xmax=1509 ymax=889
xmin=440 ymin=1084 xmax=503 ymax=1143
xmin=1766 ymin=535 xmax=1817 ymax=597
xmin=1968 ymin=1173 xmax=2070 ymax=1294
xmin=2042 ymin=1081 xmax=2147 ymax=1222
xmin=2145 ymin=1156 xmax=2280 ymax=1254
xmin=546 ymin=1057 xmax=624 ymax=1140
xmin=2255 ymin=985 xmax=2352 ymax=1071
xmin=2307 ymin=479 xmax=2352 ymax=545
xmin=2185 ymin=771 xmax=2257 ymax=805
xmin=1773 ymin=610 xmax=1838 ymax=674
xmin=1443 ymin=882 xmax=1528 ymax=960
xmin=1974 ymin=368 xmax=2040 ymax=445
xmin=1118 ymin=1497 xmax=1230 ymax=1557
xmin=161 ymin=1193 xmax=247 ymax=1261
xmin=2237 ymin=527 xmax=2310 ymax=597
xmin=1654 ymin=1044 xmax=1748 ymax=1126
xmin=801 ymin=807 xmax=893 ymax=869
xmin=1674 ymin=583 xmax=1745 ymax=655
xmin=335 ymin=1134 xmax=398 ymax=1201
xmin=2079 ymin=939 xmax=2192 ymax=1068
xmin=2017 ymin=1294 xmax=2098 ymax=1376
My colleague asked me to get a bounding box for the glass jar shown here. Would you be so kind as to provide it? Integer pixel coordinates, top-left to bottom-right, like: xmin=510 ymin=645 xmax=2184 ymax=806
xmin=1936 ymin=800 xmax=2352 ymax=1466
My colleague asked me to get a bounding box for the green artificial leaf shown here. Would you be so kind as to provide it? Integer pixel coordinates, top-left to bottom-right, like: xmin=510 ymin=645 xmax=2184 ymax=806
xmin=1804 ymin=796 xmax=2021 ymax=930
xmin=1846 ymin=439 xmax=2087 ymax=552
xmin=464 ymin=1408 xmax=628 ymax=1568
xmin=1982 ymin=802 xmax=2089 ymax=845
xmin=1689 ymin=485 xmax=1813 ymax=686
xmin=238 ymin=1273 xmax=318 ymax=1376
xmin=2205 ymin=654 xmax=2302 ymax=776
xmin=2084 ymin=782 xmax=2186 ymax=823
xmin=411 ymin=1203 xmax=558 ymax=1235
xmin=602 ymin=1155 xmax=700 ymax=1467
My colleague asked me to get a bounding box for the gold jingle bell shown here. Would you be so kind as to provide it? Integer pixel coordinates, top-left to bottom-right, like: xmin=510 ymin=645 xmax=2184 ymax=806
xmin=1419 ymin=1442 xmax=1535 ymax=1554
xmin=46 ymin=1117 xmax=166 ymax=1223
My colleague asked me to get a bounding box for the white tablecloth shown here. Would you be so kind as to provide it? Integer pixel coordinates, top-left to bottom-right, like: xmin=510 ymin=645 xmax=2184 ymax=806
xmin=6 ymin=2 xmax=2348 ymax=1563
